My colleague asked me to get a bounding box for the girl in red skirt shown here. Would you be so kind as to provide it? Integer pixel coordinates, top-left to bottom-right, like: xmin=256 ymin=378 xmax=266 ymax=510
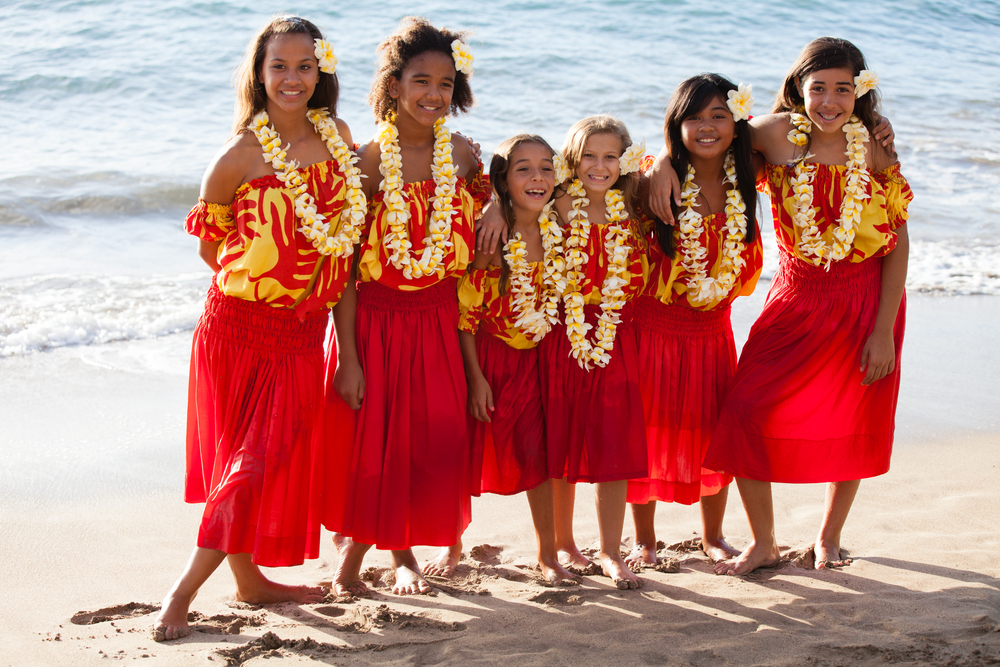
xmin=698 ymin=39 xmax=911 ymax=575
xmin=457 ymin=134 xmax=578 ymax=586
xmin=623 ymin=74 xmax=764 ymax=568
xmin=323 ymin=17 xmax=491 ymax=596
xmin=538 ymin=116 xmax=649 ymax=589
xmin=155 ymin=16 xmax=365 ymax=640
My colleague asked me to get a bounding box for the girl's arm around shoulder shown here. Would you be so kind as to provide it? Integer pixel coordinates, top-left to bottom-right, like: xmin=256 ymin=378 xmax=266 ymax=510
xmin=355 ymin=140 xmax=383 ymax=199
xmin=748 ymin=113 xmax=797 ymax=166
xmin=470 ymin=244 xmax=500 ymax=270
xmin=451 ymin=136 xmax=478 ymax=181
xmin=868 ymin=137 xmax=898 ymax=174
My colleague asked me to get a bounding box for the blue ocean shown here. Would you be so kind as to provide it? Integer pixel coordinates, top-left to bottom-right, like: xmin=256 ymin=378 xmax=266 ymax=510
xmin=2 ymin=0 xmax=998 ymax=356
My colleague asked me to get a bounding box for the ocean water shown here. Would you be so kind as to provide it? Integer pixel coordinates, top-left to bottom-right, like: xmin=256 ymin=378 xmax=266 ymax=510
xmin=1 ymin=0 xmax=998 ymax=356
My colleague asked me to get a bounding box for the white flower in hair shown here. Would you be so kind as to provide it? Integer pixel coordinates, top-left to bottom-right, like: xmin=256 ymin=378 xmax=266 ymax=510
xmin=619 ymin=139 xmax=646 ymax=175
xmin=853 ymin=70 xmax=879 ymax=98
xmin=727 ymin=83 xmax=753 ymax=122
xmin=314 ymin=39 xmax=337 ymax=74
xmin=451 ymin=39 xmax=474 ymax=76
xmin=552 ymin=151 xmax=572 ymax=184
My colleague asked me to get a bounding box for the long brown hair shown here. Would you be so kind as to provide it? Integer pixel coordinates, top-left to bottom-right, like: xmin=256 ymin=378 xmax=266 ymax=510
xmin=559 ymin=115 xmax=645 ymax=247
xmin=368 ymin=16 xmax=474 ymax=122
xmin=489 ymin=134 xmax=556 ymax=294
xmin=774 ymin=37 xmax=886 ymax=157
xmin=232 ymin=16 xmax=339 ymax=136
xmin=658 ymin=73 xmax=759 ymax=259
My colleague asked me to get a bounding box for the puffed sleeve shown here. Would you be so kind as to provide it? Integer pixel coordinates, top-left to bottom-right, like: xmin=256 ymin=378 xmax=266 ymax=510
xmin=465 ymin=164 xmax=492 ymax=219
xmin=184 ymin=200 xmax=234 ymax=241
xmin=872 ymin=163 xmax=913 ymax=230
xmin=457 ymin=267 xmax=491 ymax=334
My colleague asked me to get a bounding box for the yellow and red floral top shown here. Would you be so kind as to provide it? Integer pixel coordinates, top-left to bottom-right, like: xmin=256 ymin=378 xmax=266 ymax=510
xmin=457 ymin=263 xmax=547 ymax=350
xmin=358 ymin=168 xmax=492 ymax=291
xmin=184 ymin=160 xmax=354 ymax=316
xmin=569 ymin=217 xmax=647 ymax=307
xmin=642 ymin=211 xmax=764 ymax=311
xmin=762 ymin=162 xmax=912 ymax=263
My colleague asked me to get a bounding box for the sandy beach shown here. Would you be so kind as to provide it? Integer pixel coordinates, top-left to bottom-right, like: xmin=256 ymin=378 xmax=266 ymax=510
xmin=1 ymin=291 xmax=998 ymax=667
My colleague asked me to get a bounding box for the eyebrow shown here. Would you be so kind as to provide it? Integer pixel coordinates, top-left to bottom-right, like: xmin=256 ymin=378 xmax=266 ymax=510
xmin=408 ymin=71 xmax=455 ymax=81
xmin=513 ymin=157 xmax=553 ymax=165
xmin=810 ymin=79 xmax=853 ymax=85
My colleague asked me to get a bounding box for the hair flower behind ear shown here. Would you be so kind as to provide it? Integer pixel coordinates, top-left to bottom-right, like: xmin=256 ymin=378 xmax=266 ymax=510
xmin=552 ymin=152 xmax=572 ymax=184
xmin=727 ymin=83 xmax=753 ymax=122
xmin=314 ymin=39 xmax=337 ymax=74
xmin=451 ymin=39 xmax=474 ymax=77
xmin=853 ymin=70 xmax=879 ymax=98
xmin=619 ymin=139 xmax=646 ymax=175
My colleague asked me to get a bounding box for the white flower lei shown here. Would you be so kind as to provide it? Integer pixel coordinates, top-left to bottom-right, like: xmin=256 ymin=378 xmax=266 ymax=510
xmin=562 ymin=179 xmax=632 ymax=370
xmin=376 ymin=112 xmax=458 ymax=280
xmin=676 ymin=150 xmax=749 ymax=306
xmin=250 ymin=110 xmax=366 ymax=257
xmin=786 ymin=112 xmax=871 ymax=268
xmin=502 ymin=201 xmax=566 ymax=341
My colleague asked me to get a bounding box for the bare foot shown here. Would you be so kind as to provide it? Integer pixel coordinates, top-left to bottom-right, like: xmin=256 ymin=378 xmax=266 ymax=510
xmin=701 ymin=536 xmax=741 ymax=563
xmin=814 ymin=540 xmax=852 ymax=570
xmin=601 ymin=553 xmax=643 ymax=590
xmin=151 ymin=589 xmax=194 ymax=642
xmin=558 ymin=547 xmax=600 ymax=576
xmin=623 ymin=542 xmax=657 ymax=569
xmin=539 ymin=555 xmax=579 ymax=586
xmin=391 ymin=551 xmax=432 ymax=596
xmin=714 ymin=541 xmax=780 ymax=576
xmin=423 ymin=542 xmax=462 ymax=578
xmin=235 ymin=578 xmax=324 ymax=605
xmin=332 ymin=534 xmax=372 ymax=596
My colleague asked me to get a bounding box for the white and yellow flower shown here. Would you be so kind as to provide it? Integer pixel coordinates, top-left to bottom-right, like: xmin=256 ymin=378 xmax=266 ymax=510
xmin=451 ymin=39 xmax=474 ymax=77
xmin=619 ymin=140 xmax=646 ymax=175
xmin=504 ymin=202 xmax=565 ymax=340
xmin=250 ymin=109 xmax=365 ymax=258
xmin=853 ymin=70 xmax=879 ymax=98
xmin=726 ymin=83 xmax=753 ymax=122
xmin=552 ymin=151 xmax=572 ymax=185
xmin=314 ymin=39 xmax=337 ymax=75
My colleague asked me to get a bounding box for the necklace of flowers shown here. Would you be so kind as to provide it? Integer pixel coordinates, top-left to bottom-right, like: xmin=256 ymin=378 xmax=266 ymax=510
xmin=561 ymin=179 xmax=632 ymax=370
xmin=786 ymin=112 xmax=871 ymax=268
xmin=376 ymin=111 xmax=458 ymax=280
xmin=676 ymin=150 xmax=749 ymax=305
xmin=502 ymin=201 xmax=566 ymax=341
xmin=250 ymin=109 xmax=366 ymax=257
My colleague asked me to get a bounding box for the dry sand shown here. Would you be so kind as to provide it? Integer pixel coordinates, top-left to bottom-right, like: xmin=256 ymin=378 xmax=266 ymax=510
xmin=1 ymin=293 xmax=998 ymax=666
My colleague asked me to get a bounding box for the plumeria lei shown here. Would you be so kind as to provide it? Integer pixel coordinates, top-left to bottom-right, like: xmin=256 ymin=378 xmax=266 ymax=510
xmin=250 ymin=110 xmax=365 ymax=257
xmin=377 ymin=112 xmax=458 ymax=280
xmin=552 ymin=152 xmax=573 ymax=185
xmin=619 ymin=140 xmax=646 ymax=175
xmin=562 ymin=179 xmax=632 ymax=370
xmin=786 ymin=112 xmax=871 ymax=268
xmin=676 ymin=150 xmax=748 ymax=306
xmin=502 ymin=201 xmax=566 ymax=341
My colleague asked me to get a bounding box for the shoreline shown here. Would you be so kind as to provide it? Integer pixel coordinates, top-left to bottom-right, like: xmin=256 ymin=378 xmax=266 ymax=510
xmin=1 ymin=292 xmax=998 ymax=665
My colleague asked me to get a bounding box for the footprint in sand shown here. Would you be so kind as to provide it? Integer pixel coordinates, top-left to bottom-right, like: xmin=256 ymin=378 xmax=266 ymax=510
xmin=468 ymin=544 xmax=503 ymax=565
xmin=71 ymin=602 xmax=160 ymax=625
xmin=525 ymin=589 xmax=584 ymax=606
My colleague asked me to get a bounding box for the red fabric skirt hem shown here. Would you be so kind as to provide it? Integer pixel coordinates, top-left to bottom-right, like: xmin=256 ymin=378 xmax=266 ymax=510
xmin=539 ymin=302 xmax=647 ymax=484
xmin=186 ymin=282 xmax=327 ymax=567
xmin=623 ymin=297 xmax=736 ymax=505
xmin=704 ymin=253 xmax=905 ymax=483
xmin=470 ymin=331 xmax=548 ymax=496
xmin=323 ymin=279 xmax=472 ymax=549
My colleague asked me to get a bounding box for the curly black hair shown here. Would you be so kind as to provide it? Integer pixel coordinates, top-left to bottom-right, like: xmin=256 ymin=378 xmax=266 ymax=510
xmin=368 ymin=16 xmax=474 ymax=122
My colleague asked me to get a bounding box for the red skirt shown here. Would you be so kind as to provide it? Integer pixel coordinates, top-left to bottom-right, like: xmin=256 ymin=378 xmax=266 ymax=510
xmin=539 ymin=303 xmax=647 ymax=483
xmin=185 ymin=282 xmax=327 ymax=567
xmin=704 ymin=252 xmax=906 ymax=483
xmin=470 ymin=331 xmax=547 ymax=496
xmin=323 ymin=278 xmax=471 ymax=549
xmin=624 ymin=297 xmax=736 ymax=506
